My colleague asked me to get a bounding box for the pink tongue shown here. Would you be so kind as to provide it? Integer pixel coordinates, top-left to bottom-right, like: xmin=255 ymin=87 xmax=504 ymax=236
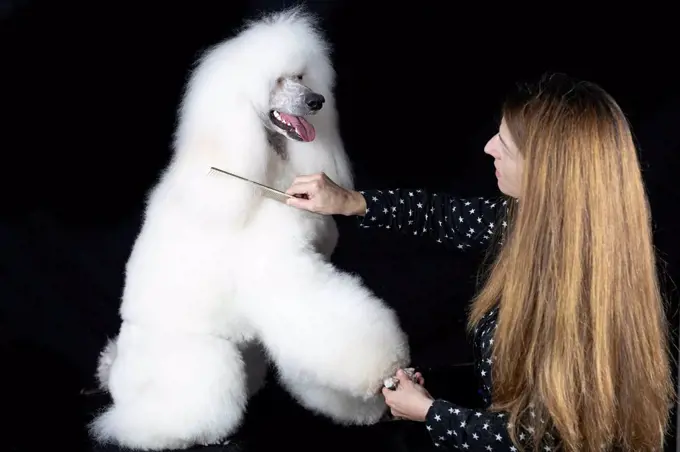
xmin=279 ymin=113 xmax=316 ymax=142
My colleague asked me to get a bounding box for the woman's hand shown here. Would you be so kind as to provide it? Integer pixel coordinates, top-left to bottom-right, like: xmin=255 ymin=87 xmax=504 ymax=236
xmin=285 ymin=172 xmax=366 ymax=216
xmin=381 ymin=369 xmax=434 ymax=422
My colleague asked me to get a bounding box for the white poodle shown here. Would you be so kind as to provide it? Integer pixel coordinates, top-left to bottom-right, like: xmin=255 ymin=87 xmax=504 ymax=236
xmin=89 ymin=7 xmax=410 ymax=450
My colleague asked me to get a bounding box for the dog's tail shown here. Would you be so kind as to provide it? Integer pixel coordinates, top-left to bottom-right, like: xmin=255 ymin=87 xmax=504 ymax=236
xmin=96 ymin=337 xmax=118 ymax=391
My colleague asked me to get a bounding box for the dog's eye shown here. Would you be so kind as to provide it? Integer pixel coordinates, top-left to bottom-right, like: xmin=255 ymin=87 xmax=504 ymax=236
xmin=276 ymin=77 xmax=284 ymax=84
xmin=296 ymin=74 xmax=303 ymax=80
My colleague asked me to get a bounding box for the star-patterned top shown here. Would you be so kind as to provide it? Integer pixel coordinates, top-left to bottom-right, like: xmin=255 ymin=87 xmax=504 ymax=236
xmin=423 ymin=307 xmax=555 ymax=451
xmin=355 ymin=188 xmax=507 ymax=250
xmin=355 ymin=189 xmax=555 ymax=451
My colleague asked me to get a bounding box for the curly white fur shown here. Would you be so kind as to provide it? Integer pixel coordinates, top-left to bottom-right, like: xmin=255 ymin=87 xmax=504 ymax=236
xmin=89 ymin=7 xmax=410 ymax=450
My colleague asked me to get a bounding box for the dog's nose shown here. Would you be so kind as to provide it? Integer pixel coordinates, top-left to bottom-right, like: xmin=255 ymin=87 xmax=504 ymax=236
xmin=306 ymin=93 xmax=325 ymax=111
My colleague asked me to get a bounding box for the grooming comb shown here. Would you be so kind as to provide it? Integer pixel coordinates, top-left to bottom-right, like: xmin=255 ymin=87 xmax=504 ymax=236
xmin=207 ymin=166 xmax=299 ymax=204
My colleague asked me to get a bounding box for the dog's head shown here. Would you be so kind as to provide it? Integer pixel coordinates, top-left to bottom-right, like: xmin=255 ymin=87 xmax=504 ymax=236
xmin=234 ymin=7 xmax=334 ymax=144
xmin=174 ymin=7 xmax=337 ymax=158
xmin=266 ymin=74 xmax=325 ymax=142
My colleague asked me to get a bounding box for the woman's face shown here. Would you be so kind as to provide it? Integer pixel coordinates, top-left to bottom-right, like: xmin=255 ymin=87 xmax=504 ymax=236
xmin=484 ymin=118 xmax=523 ymax=198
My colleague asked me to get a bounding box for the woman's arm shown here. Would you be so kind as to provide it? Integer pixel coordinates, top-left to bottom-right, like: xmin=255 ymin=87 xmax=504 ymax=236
xmin=356 ymin=188 xmax=507 ymax=250
xmin=425 ymin=399 xmax=552 ymax=451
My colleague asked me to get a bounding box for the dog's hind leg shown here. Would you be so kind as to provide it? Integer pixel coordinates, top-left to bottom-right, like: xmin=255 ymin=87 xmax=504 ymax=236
xmin=89 ymin=325 xmax=248 ymax=450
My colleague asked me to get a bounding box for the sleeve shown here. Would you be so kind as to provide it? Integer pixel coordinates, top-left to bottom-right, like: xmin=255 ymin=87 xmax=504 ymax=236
xmin=355 ymin=188 xmax=508 ymax=250
xmin=425 ymin=399 xmax=553 ymax=451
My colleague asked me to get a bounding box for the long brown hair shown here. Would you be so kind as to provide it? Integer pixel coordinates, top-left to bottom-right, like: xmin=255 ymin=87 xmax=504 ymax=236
xmin=468 ymin=73 xmax=675 ymax=451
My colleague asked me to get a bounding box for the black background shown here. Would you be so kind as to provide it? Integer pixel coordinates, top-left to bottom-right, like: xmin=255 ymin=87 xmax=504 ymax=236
xmin=1 ymin=1 xmax=678 ymax=451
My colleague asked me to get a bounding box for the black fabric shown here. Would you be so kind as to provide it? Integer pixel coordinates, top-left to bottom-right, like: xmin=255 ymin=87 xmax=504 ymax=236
xmin=355 ymin=189 xmax=507 ymax=249
xmin=424 ymin=307 xmax=557 ymax=451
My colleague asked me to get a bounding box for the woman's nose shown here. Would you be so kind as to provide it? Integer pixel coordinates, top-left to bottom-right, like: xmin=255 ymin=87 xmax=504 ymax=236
xmin=484 ymin=142 xmax=499 ymax=158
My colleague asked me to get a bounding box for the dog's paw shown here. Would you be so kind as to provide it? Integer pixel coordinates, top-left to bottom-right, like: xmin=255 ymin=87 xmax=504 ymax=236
xmin=382 ymin=367 xmax=416 ymax=390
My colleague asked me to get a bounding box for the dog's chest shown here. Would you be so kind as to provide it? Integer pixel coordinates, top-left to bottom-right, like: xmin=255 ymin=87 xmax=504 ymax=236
xmin=266 ymin=129 xmax=288 ymax=160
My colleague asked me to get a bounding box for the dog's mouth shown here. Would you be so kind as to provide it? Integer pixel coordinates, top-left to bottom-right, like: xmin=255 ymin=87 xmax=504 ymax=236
xmin=269 ymin=110 xmax=316 ymax=142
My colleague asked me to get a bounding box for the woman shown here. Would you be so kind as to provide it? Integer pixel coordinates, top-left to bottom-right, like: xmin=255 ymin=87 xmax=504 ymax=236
xmin=285 ymin=73 xmax=675 ymax=451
